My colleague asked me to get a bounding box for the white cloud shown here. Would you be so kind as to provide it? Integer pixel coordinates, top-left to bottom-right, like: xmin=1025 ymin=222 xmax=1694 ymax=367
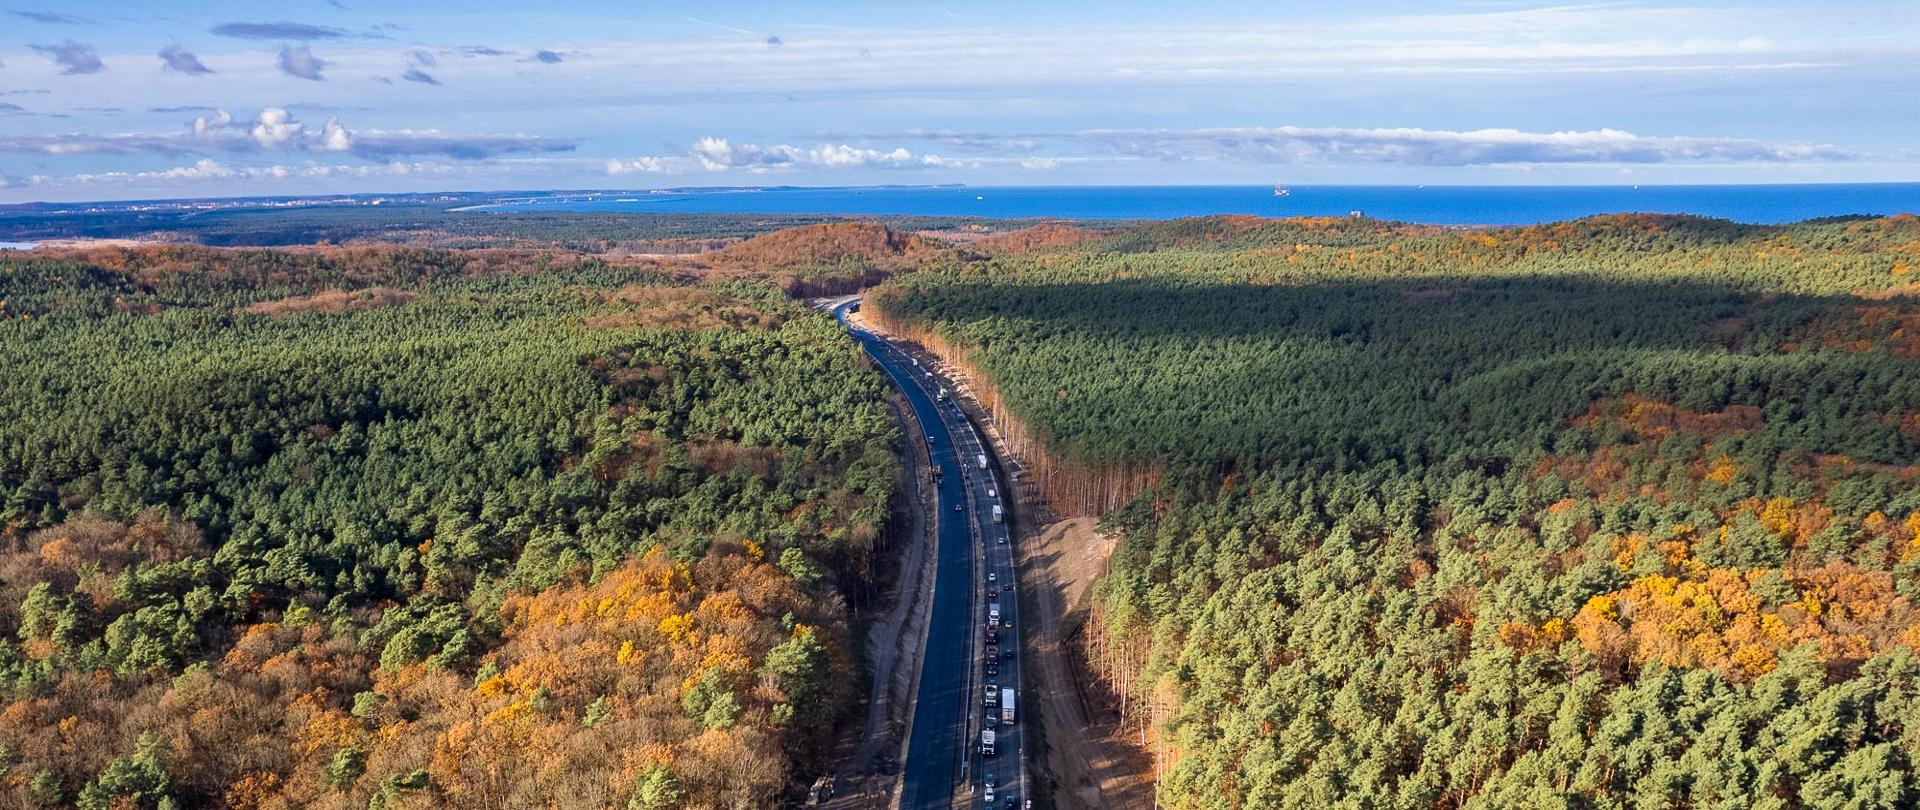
xmin=320 ymin=117 xmax=353 ymax=152
xmin=1075 ymin=126 xmax=1856 ymax=166
xmin=32 ymin=158 xmax=467 ymax=188
xmin=192 ymin=109 xmax=233 ymax=135
xmin=251 ymin=108 xmax=305 ymax=149
xmin=688 ymin=137 xmax=930 ymax=172
xmin=606 ymin=156 xmax=669 ymax=174
xmin=0 ymin=108 xmax=571 ymax=165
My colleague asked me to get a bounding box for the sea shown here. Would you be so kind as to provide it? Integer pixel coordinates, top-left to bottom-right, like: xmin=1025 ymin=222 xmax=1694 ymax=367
xmin=470 ymin=183 xmax=1920 ymax=226
xmin=0 ymin=241 xmax=38 ymax=250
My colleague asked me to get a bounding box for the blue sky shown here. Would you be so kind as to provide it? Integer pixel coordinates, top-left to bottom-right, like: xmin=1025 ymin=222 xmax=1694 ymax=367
xmin=0 ymin=1 xmax=1915 ymax=202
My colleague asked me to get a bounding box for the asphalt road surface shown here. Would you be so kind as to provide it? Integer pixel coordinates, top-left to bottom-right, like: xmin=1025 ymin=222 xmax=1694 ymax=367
xmin=834 ymin=300 xmax=1028 ymax=810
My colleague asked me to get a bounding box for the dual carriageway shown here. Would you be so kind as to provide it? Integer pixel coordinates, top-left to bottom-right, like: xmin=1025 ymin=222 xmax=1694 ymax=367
xmin=831 ymin=298 xmax=1029 ymax=810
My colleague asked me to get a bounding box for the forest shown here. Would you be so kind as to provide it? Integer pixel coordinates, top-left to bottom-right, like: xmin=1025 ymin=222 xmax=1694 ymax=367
xmin=870 ymin=213 xmax=1920 ymax=808
xmin=0 ymin=245 xmax=900 ymax=809
xmin=0 ymin=202 xmax=1035 ymax=254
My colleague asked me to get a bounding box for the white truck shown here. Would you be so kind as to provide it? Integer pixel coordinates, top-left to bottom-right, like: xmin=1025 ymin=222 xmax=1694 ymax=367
xmin=1001 ymin=689 xmax=1016 ymax=724
xmin=975 ymin=453 xmax=988 ymax=470
xmin=988 ymin=602 xmax=1000 ymax=624
xmin=981 ymin=729 xmax=996 ymax=756
xmin=992 ymin=504 xmax=1003 ymax=524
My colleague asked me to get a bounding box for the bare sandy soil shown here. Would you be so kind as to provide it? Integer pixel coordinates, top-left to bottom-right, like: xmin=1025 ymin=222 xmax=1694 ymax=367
xmin=1017 ymin=517 xmax=1155 ymax=810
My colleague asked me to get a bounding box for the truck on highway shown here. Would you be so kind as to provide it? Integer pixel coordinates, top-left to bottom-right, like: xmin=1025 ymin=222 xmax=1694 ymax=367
xmin=986 ymin=642 xmax=1000 ymax=660
xmin=988 ymin=602 xmax=1000 ymax=624
xmin=981 ymin=729 xmax=996 ymax=756
xmin=976 ymin=453 xmax=988 ymax=470
xmin=1001 ymin=689 xmax=1016 ymax=724
xmin=992 ymin=504 xmax=1003 ymax=524
xmin=931 ymin=464 xmax=943 ymax=482
xmin=938 ymin=388 xmax=949 ymax=401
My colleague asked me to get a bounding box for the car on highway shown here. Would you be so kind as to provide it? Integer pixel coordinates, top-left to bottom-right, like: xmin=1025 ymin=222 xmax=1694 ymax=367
xmin=955 ymin=504 xmax=963 ymax=512
xmin=988 ymin=572 xmax=997 ymax=584
xmin=984 ymin=784 xmax=996 ymax=803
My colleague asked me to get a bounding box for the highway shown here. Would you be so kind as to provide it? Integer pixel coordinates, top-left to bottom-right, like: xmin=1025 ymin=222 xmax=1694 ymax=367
xmin=832 ymin=298 xmax=1027 ymax=810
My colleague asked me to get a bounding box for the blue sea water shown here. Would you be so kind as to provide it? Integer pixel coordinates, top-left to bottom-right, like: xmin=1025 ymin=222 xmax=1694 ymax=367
xmin=471 ymin=184 xmax=1920 ymax=225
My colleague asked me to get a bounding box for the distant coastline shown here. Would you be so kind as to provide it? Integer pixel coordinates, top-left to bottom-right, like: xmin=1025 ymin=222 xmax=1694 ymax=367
xmin=464 ymin=183 xmax=1920 ymax=226
xmin=3 ymin=183 xmax=1917 ymax=228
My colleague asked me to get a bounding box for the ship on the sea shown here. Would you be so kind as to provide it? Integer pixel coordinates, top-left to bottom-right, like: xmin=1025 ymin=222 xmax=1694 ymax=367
xmin=1273 ymin=185 xmax=1291 ymax=197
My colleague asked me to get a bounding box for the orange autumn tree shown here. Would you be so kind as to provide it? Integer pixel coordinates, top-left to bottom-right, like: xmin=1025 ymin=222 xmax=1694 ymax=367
xmin=340 ymin=543 xmax=850 ymax=810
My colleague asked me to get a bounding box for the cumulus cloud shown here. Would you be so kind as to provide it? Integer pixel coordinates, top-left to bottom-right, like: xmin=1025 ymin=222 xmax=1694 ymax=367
xmin=0 ymin=103 xmax=25 ymax=114
xmin=250 ymin=108 xmax=304 ymax=148
xmin=32 ymin=40 xmax=104 ymax=75
xmin=1075 ymin=126 xmax=1856 ymax=165
xmin=278 ymin=45 xmax=327 ymax=80
xmin=0 ymin=108 xmax=575 ymax=165
xmin=534 ymin=49 xmax=564 ymax=64
xmin=402 ymin=67 xmax=441 ymax=85
xmin=159 ymin=44 xmax=213 ymax=75
xmin=211 ymin=21 xmax=348 ymax=40
xmin=606 ymin=157 xmax=669 ymax=175
xmin=320 ymin=117 xmax=353 ymax=152
xmin=463 ymin=46 xmax=509 ymax=57
xmin=689 ymin=137 xmax=929 ymax=172
xmin=192 ymin=109 xmax=233 ymax=135
xmin=765 ymin=35 xmax=783 ymax=47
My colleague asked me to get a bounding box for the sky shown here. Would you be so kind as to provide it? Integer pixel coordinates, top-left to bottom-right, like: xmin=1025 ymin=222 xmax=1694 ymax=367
xmin=0 ymin=1 xmax=1915 ymax=202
